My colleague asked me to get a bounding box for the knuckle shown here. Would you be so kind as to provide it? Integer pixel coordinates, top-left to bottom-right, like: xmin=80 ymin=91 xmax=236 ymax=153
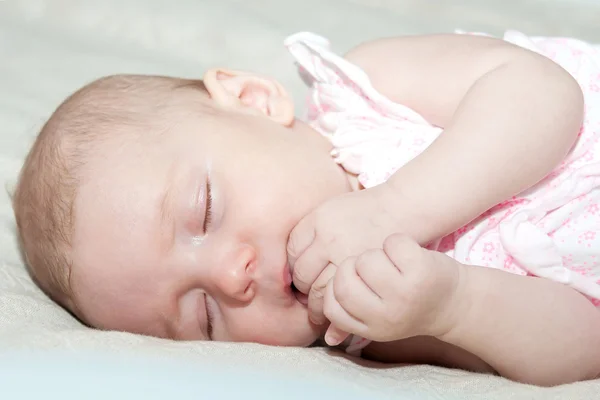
xmin=357 ymin=248 xmax=382 ymax=265
xmin=332 ymin=276 xmax=352 ymax=304
xmin=286 ymin=230 xmax=302 ymax=259
xmin=383 ymin=233 xmax=411 ymax=252
xmin=354 ymin=259 xmax=370 ymax=276
xmin=318 ymin=229 xmax=336 ymax=249
xmin=287 ymin=217 xmax=317 ymax=261
xmin=309 ymin=284 xmax=325 ymax=300
xmin=292 ymin=267 xmax=312 ymax=290
xmin=309 ymin=265 xmax=336 ymax=298
xmin=338 ymin=257 xmax=357 ymax=277
xmin=355 ymin=253 xmax=369 ymax=270
xmin=385 ymin=237 xmax=422 ymax=267
xmin=339 ymin=255 xmax=357 ymax=269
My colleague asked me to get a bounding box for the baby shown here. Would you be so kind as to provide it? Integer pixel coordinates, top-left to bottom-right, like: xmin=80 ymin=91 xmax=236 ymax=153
xmin=12 ymin=30 xmax=600 ymax=386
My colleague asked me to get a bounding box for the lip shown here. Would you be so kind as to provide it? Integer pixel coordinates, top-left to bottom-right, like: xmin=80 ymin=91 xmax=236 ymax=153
xmin=281 ymin=263 xmax=307 ymax=306
xmin=281 ymin=263 xmax=294 ymax=298
xmin=282 ymin=263 xmax=309 ymax=307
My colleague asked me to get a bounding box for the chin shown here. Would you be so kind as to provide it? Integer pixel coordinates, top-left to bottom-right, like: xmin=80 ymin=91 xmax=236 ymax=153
xmin=237 ymin=322 xmax=316 ymax=347
xmin=262 ymin=325 xmax=321 ymax=348
xmin=289 ymin=325 xmax=322 ymax=347
xmin=266 ymin=332 xmax=319 ymax=348
xmin=284 ymin=336 xmax=320 ymax=348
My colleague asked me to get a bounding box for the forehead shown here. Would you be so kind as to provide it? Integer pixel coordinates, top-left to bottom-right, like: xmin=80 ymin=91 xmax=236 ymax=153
xmin=69 ymin=135 xmax=179 ymax=330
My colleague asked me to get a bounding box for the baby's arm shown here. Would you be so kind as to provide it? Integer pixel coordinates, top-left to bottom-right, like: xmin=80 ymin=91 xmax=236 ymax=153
xmin=443 ymin=262 xmax=600 ymax=386
xmin=345 ymin=34 xmax=584 ymax=244
xmin=321 ymin=234 xmax=600 ymax=385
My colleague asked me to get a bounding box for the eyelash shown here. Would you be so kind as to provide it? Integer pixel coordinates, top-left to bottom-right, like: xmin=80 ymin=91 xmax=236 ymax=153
xmin=203 ymin=178 xmax=213 ymax=232
xmin=204 ymin=292 xmax=214 ymax=340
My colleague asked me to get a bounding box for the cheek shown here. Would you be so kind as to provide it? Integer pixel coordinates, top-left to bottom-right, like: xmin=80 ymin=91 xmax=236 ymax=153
xmin=235 ymin=181 xmax=297 ymax=226
xmin=225 ymin=157 xmax=328 ymax=237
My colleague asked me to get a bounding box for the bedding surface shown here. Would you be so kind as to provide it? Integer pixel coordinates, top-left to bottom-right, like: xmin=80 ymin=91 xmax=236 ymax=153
xmin=1 ymin=1 xmax=600 ymax=398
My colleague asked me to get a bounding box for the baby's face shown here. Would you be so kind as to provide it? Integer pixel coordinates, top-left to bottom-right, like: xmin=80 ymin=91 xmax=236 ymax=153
xmin=69 ymin=96 xmax=352 ymax=346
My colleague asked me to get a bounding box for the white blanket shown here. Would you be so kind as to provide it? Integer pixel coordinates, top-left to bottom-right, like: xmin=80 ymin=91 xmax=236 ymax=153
xmin=1 ymin=1 xmax=599 ymax=398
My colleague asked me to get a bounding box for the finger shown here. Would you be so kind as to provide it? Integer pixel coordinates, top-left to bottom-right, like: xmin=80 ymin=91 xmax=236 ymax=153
xmin=323 ymin=279 xmax=367 ymax=341
xmin=324 ymin=324 xmax=350 ymax=347
xmin=331 ymin=256 xmax=382 ymax=322
xmin=382 ymin=233 xmax=425 ymax=275
xmin=354 ymin=248 xmax=402 ymax=300
xmin=286 ymin=213 xmax=317 ymax=269
xmin=291 ymin=241 xmax=329 ymax=295
xmin=308 ymin=262 xmax=337 ymax=325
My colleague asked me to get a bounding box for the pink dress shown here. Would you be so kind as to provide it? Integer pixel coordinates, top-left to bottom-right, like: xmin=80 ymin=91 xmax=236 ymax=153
xmin=285 ymin=31 xmax=600 ymax=309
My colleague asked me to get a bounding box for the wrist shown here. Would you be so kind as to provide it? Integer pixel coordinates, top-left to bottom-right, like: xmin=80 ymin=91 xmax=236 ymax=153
xmin=434 ymin=261 xmax=472 ymax=341
xmin=377 ymin=180 xmax=436 ymax=245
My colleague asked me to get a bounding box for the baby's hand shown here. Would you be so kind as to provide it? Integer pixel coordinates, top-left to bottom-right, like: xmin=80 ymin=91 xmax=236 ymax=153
xmin=287 ymin=184 xmax=402 ymax=324
xmin=322 ymin=234 xmax=462 ymax=345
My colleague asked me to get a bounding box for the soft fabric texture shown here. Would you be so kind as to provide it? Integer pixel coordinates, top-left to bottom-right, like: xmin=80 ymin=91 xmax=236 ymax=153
xmin=2 ymin=1 xmax=600 ymax=399
xmin=0 ymin=351 xmax=422 ymax=400
xmin=288 ymin=31 xmax=600 ymax=304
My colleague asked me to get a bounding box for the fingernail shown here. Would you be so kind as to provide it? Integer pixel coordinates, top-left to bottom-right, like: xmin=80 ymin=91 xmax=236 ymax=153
xmin=325 ymin=331 xmax=342 ymax=346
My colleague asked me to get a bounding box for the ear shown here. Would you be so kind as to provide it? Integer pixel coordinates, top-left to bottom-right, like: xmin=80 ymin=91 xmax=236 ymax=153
xmin=203 ymin=68 xmax=294 ymax=126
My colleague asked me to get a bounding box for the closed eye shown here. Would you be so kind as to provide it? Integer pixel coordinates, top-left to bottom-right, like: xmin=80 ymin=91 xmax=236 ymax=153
xmin=203 ymin=176 xmax=213 ymax=233
xmin=204 ymin=292 xmax=214 ymax=340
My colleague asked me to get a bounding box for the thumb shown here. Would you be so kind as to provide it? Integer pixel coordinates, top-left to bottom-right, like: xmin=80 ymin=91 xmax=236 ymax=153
xmin=324 ymin=324 xmax=350 ymax=347
xmin=286 ymin=212 xmax=316 ymax=269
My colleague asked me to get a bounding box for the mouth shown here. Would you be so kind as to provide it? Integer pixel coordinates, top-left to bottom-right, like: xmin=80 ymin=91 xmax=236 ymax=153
xmin=283 ymin=264 xmax=308 ymax=306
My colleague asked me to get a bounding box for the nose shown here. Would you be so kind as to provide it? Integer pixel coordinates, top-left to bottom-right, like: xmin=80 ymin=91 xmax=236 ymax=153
xmin=214 ymin=244 xmax=257 ymax=302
